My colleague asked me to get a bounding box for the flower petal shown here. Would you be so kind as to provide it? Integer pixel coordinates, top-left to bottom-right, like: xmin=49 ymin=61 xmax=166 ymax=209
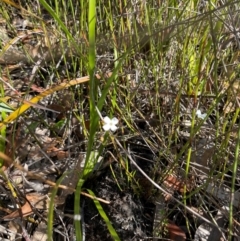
xmin=103 ymin=116 xmax=111 ymax=124
xmin=111 ymin=117 xmax=119 ymax=125
xmin=201 ymin=113 xmax=207 ymax=119
xmin=196 ymin=110 xmax=207 ymax=119
xmin=110 ymin=125 xmax=118 ymax=132
xmin=103 ymin=124 xmax=110 ymax=131
xmin=196 ymin=110 xmax=202 ymax=116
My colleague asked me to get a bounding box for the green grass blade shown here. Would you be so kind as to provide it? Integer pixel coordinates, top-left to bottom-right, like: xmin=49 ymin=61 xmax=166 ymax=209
xmin=87 ymin=189 xmax=121 ymax=241
xmin=38 ymin=0 xmax=81 ymax=55
xmin=74 ymin=1 xmax=97 ymax=240
xmin=228 ymin=108 xmax=240 ymax=240
xmin=47 ymin=173 xmax=67 ymax=241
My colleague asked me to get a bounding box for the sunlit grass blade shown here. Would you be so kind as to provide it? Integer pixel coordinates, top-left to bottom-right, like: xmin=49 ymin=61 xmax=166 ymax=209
xmin=87 ymin=189 xmax=121 ymax=241
xmin=0 ymin=75 xmax=101 ymax=130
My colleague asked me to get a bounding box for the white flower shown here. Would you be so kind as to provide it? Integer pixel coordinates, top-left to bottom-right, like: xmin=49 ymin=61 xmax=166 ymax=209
xmin=103 ymin=116 xmax=119 ymax=132
xmin=196 ymin=110 xmax=207 ymax=119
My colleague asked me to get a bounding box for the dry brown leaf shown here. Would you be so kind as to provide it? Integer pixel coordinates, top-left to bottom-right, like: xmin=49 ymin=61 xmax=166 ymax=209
xmin=46 ymin=146 xmax=68 ymax=160
xmin=2 ymin=193 xmax=49 ymax=220
xmin=163 ymin=175 xmax=192 ymax=194
xmin=167 ymin=221 xmax=186 ymax=241
xmin=2 ymin=201 xmax=33 ymax=220
xmin=26 ymin=193 xmax=49 ymax=209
